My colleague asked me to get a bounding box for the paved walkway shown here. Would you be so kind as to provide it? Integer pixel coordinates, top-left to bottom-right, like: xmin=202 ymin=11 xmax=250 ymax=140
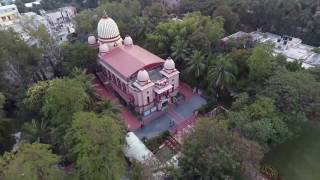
xmin=93 ymin=79 xmax=141 ymax=131
xmin=94 ymin=78 xmax=207 ymax=137
xmin=134 ymin=94 xmax=207 ymax=139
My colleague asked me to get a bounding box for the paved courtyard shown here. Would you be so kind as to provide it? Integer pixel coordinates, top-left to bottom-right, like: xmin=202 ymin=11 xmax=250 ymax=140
xmin=134 ymin=94 xmax=206 ymax=139
xmin=94 ymin=77 xmax=207 ymax=139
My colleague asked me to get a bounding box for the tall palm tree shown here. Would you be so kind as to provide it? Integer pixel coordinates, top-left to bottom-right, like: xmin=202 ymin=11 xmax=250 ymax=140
xmin=170 ymin=38 xmax=190 ymax=67
xmin=185 ymin=50 xmax=206 ymax=79
xmin=207 ymin=55 xmax=237 ymax=97
xmin=69 ymin=68 xmax=97 ymax=103
xmin=98 ymin=99 xmax=122 ymax=119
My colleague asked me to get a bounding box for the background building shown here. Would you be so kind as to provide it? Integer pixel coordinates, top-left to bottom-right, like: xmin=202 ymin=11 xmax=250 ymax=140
xmin=222 ymin=31 xmax=320 ymax=68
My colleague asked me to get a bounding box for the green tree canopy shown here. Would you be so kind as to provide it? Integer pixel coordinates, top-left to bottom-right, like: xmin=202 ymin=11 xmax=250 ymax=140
xmin=23 ymin=78 xmax=88 ymax=145
xmin=228 ymin=96 xmax=291 ymax=150
xmin=64 ymin=112 xmax=125 ymax=180
xmin=177 ymin=118 xmax=263 ymax=179
xmin=264 ymin=70 xmax=320 ymax=124
xmin=60 ymin=43 xmax=97 ymax=76
xmin=0 ymin=142 xmax=63 ymax=180
xmin=247 ymin=44 xmax=274 ymax=82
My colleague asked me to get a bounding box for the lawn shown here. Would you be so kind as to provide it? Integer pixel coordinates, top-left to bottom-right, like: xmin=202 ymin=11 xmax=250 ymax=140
xmin=264 ymin=123 xmax=320 ymax=180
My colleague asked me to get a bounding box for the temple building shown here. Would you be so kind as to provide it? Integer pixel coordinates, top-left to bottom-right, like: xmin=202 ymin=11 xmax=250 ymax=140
xmin=90 ymin=15 xmax=180 ymax=115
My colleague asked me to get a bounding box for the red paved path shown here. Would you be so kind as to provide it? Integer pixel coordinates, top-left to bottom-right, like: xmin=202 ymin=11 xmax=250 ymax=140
xmin=94 ymin=78 xmax=197 ymax=132
xmin=179 ymin=82 xmax=193 ymax=100
xmin=93 ymin=79 xmax=141 ymax=131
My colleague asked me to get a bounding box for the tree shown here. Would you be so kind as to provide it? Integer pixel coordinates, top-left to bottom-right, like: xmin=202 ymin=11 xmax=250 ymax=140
xmin=247 ymin=44 xmax=274 ymax=82
xmin=0 ymin=93 xmax=4 ymax=115
xmin=144 ymin=2 xmax=168 ymax=24
xmin=0 ymin=118 xmax=14 ymax=154
xmin=60 ymin=43 xmax=97 ymax=76
xmin=177 ymin=118 xmax=263 ymax=180
xmin=74 ymin=10 xmax=98 ymax=36
xmin=42 ymin=78 xmax=88 ymax=146
xmin=170 ymin=38 xmax=190 ymax=68
xmin=0 ymin=30 xmax=42 ymax=102
xmin=0 ymin=142 xmax=63 ymax=180
xmin=129 ymin=160 xmax=157 ymax=180
xmin=64 ymin=112 xmax=125 ymax=180
xmin=146 ymin=12 xmax=224 ymax=58
xmin=94 ymin=99 xmax=121 ymax=119
xmin=264 ymin=70 xmax=320 ymax=124
xmin=185 ymin=50 xmax=206 ymax=82
xmin=0 ymin=93 xmax=14 ymax=154
xmin=228 ymin=96 xmax=291 ymax=150
xmin=212 ymin=5 xmax=240 ymax=33
xmin=207 ymin=55 xmax=237 ymax=97
xmin=68 ymin=68 xmax=97 ymax=107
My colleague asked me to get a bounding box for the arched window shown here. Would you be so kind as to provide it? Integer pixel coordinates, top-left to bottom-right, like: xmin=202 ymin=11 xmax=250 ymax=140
xmin=147 ymin=96 xmax=150 ymax=104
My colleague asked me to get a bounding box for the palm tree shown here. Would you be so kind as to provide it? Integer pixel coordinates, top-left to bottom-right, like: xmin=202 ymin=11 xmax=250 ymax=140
xmin=69 ymin=68 xmax=97 ymax=104
xmin=170 ymin=38 xmax=190 ymax=67
xmin=98 ymin=99 xmax=122 ymax=119
xmin=207 ymin=55 xmax=237 ymax=97
xmin=185 ymin=50 xmax=206 ymax=79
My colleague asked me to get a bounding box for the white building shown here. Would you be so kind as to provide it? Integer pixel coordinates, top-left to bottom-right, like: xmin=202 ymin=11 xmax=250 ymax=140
xmin=24 ymin=0 xmax=41 ymax=8
xmin=124 ymin=132 xmax=156 ymax=163
xmin=0 ymin=4 xmax=19 ymax=26
xmin=222 ymin=31 xmax=320 ymax=69
xmin=0 ymin=5 xmax=76 ymax=44
xmin=42 ymin=6 xmax=76 ymax=42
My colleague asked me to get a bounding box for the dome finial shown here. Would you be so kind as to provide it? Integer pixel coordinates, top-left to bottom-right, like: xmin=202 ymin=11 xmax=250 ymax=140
xmin=102 ymin=10 xmax=108 ymax=19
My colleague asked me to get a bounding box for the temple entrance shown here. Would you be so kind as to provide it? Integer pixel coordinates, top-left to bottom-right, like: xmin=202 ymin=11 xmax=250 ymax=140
xmin=160 ymin=99 xmax=169 ymax=111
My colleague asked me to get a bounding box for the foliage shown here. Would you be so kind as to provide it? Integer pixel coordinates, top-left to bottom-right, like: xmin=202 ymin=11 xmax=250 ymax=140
xmin=146 ymin=12 xmax=224 ymax=58
xmin=130 ymin=160 xmax=155 ymax=180
xmin=177 ymin=118 xmax=263 ymax=180
xmin=0 ymin=93 xmax=4 ymax=113
xmin=0 ymin=30 xmax=41 ymax=101
xmin=40 ymin=0 xmax=71 ymax=10
xmin=207 ymin=55 xmax=237 ymax=96
xmin=42 ymin=78 xmax=88 ymax=145
xmin=24 ymin=81 xmax=52 ymax=113
xmin=0 ymin=119 xmax=14 ymax=154
xmin=313 ymin=48 xmax=320 ymax=53
xmin=64 ymin=112 xmax=125 ymax=180
xmin=228 ymin=96 xmax=291 ymax=150
xmin=94 ymin=99 xmax=122 ymax=119
xmin=212 ymin=5 xmax=240 ymax=33
xmin=60 ymin=43 xmax=97 ymax=76
xmin=144 ymin=131 xmax=170 ymax=151
xmin=23 ymin=78 xmax=88 ymax=145
xmin=185 ymin=50 xmax=206 ymax=83
xmin=260 ymin=165 xmax=280 ymax=180
xmin=264 ymin=71 xmax=320 ymax=123
xmin=68 ymin=68 xmax=97 ymax=107
xmin=247 ymin=44 xmax=274 ymax=82
xmin=0 ymin=142 xmax=63 ymax=180
xmin=74 ymin=10 xmax=98 ymax=36
xmin=179 ymin=0 xmax=320 ymax=46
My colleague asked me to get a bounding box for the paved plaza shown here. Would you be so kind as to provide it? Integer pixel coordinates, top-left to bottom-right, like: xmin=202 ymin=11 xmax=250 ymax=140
xmin=94 ymin=77 xmax=207 ymax=139
xmin=134 ymin=94 xmax=206 ymax=139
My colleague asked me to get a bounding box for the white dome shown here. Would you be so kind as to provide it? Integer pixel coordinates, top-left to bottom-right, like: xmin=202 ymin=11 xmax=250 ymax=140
xmin=137 ymin=70 xmax=150 ymax=83
xmin=97 ymin=16 xmax=121 ymax=43
xmin=88 ymin=35 xmax=96 ymax=45
xmin=99 ymin=43 xmax=110 ymax=53
xmin=124 ymin=36 xmax=133 ymax=46
xmin=164 ymin=57 xmax=175 ymax=70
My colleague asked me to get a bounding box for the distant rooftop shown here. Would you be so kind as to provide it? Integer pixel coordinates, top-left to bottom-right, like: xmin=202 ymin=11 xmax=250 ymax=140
xmin=222 ymin=31 xmax=320 ymax=69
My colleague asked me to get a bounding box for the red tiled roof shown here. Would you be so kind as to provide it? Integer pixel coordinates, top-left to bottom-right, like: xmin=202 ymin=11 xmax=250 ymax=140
xmin=100 ymin=45 xmax=165 ymax=79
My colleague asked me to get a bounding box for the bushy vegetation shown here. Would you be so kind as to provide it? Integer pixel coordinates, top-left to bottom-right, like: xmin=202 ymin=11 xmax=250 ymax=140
xmin=0 ymin=0 xmax=320 ymax=179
